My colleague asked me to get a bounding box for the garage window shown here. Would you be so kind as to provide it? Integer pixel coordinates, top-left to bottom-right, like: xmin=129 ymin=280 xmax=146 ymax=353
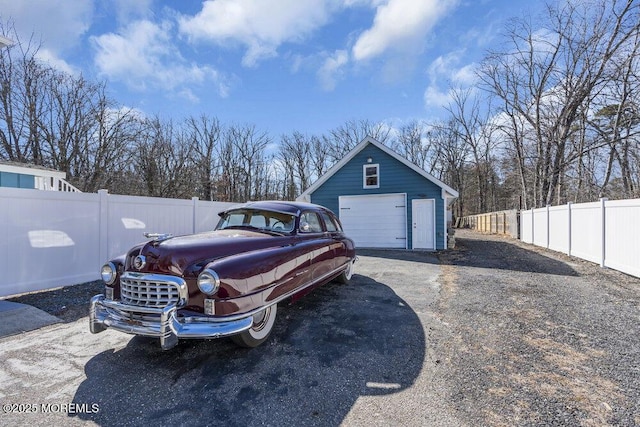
xmin=363 ymin=164 xmax=379 ymax=189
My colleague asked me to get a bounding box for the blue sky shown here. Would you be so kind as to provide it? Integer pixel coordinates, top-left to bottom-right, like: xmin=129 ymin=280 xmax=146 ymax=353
xmin=0 ymin=0 xmax=542 ymax=138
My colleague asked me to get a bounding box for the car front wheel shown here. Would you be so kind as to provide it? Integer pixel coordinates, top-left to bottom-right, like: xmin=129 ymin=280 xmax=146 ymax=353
xmin=231 ymin=304 xmax=277 ymax=348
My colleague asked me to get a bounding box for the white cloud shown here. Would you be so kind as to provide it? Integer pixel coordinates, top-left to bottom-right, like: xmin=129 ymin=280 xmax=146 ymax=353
xmin=424 ymin=84 xmax=453 ymax=109
xmin=428 ymin=51 xmax=477 ymax=85
xmin=178 ymin=0 xmax=339 ymax=67
xmin=35 ymin=49 xmax=78 ymax=75
xmin=452 ymin=64 xmax=477 ymax=86
xmin=110 ymin=0 xmax=154 ymax=25
xmin=0 ymin=0 xmax=92 ymax=74
xmin=318 ymin=50 xmax=349 ymax=91
xmin=91 ymin=20 xmax=230 ymax=100
xmin=352 ymin=0 xmax=458 ymax=62
xmin=424 ymin=51 xmax=478 ymax=109
xmin=0 ymin=0 xmax=92 ymax=51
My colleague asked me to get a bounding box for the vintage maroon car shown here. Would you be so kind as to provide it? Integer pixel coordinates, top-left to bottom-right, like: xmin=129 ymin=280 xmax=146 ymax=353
xmin=90 ymin=201 xmax=356 ymax=349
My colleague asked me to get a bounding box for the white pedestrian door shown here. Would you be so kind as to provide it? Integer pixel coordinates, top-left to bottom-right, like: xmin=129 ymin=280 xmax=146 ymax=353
xmin=412 ymin=199 xmax=435 ymax=250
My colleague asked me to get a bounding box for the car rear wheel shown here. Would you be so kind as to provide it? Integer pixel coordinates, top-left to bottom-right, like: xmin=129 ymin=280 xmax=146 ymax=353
xmin=231 ymin=304 xmax=277 ymax=348
xmin=336 ymin=259 xmax=354 ymax=284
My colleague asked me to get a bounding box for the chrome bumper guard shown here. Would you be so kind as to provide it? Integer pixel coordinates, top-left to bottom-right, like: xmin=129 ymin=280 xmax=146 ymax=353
xmin=89 ymin=295 xmax=253 ymax=350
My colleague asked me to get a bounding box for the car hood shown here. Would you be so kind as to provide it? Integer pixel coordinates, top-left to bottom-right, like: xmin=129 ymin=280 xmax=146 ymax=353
xmin=129 ymin=229 xmax=291 ymax=276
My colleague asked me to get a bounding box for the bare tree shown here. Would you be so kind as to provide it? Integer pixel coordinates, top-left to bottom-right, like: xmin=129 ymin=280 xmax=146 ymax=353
xmin=392 ymin=120 xmax=435 ymax=170
xmin=309 ymin=135 xmax=330 ymax=181
xmin=0 ymin=24 xmax=50 ymax=164
xmin=37 ymin=71 xmax=101 ymax=175
xmin=587 ymin=27 xmax=640 ymax=198
xmin=278 ymin=131 xmax=313 ymax=198
xmin=446 ymin=88 xmax=499 ymax=212
xmin=324 ymin=119 xmax=391 ymax=164
xmin=478 ymin=0 xmax=640 ymax=207
xmin=429 ymin=120 xmax=468 ymax=218
xmin=75 ymin=99 xmax=142 ymax=193
xmin=218 ymin=124 xmax=271 ymax=202
xmin=133 ymin=118 xmax=197 ymax=198
xmin=185 ymin=115 xmax=223 ymax=200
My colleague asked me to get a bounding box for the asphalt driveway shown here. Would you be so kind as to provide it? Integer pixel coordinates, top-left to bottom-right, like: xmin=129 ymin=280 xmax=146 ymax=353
xmin=0 ymin=249 xmax=456 ymax=427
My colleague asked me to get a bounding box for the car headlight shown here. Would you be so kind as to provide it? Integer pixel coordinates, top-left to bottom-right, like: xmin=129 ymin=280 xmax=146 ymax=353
xmin=198 ymin=269 xmax=220 ymax=295
xmin=101 ymin=262 xmax=117 ymax=285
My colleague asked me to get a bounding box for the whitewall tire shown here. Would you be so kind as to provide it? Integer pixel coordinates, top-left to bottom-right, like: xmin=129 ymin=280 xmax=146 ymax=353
xmin=231 ymin=304 xmax=277 ymax=348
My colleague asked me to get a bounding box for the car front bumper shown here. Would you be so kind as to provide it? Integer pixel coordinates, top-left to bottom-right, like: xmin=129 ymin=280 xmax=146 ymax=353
xmin=89 ymin=295 xmax=254 ymax=350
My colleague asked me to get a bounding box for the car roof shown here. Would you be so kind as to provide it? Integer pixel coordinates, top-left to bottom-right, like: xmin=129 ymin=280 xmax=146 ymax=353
xmin=219 ymin=200 xmax=330 ymax=217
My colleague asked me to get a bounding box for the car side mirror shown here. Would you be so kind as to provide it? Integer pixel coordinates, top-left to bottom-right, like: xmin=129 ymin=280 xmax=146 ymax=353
xmin=299 ymin=222 xmax=311 ymax=233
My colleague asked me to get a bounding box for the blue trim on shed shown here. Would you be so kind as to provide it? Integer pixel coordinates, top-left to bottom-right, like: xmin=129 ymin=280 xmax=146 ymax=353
xmin=308 ymin=143 xmax=447 ymax=249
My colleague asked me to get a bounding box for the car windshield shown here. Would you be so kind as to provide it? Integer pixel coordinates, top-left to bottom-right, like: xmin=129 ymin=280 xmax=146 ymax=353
xmin=216 ymin=209 xmax=296 ymax=234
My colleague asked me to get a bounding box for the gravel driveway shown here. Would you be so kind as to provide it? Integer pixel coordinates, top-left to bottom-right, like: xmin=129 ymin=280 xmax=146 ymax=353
xmin=434 ymin=230 xmax=640 ymax=426
xmin=2 ymin=229 xmax=639 ymax=426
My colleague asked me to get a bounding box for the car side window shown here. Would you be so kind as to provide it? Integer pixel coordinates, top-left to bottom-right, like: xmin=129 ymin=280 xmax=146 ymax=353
xmin=299 ymin=212 xmax=323 ymax=233
xmin=320 ymin=212 xmax=338 ymax=232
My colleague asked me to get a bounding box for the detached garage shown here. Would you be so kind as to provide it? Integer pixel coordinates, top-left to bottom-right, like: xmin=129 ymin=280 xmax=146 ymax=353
xmin=297 ymin=137 xmax=458 ymax=250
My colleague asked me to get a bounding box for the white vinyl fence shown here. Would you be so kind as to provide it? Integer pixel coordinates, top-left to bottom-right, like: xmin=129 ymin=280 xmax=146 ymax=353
xmin=520 ymin=198 xmax=640 ymax=278
xmin=0 ymin=188 xmax=235 ymax=297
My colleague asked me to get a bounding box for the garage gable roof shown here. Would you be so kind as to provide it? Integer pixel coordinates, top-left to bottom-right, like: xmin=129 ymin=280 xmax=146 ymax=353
xmin=298 ymin=136 xmax=459 ymax=200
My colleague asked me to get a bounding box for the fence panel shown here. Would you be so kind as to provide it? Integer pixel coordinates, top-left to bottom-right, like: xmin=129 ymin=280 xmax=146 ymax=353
xmin=532 ymin=207 xmax=548 ymax=248
xmin=196 ymin=199 xmax=235 ymax=232
xmin=604 ymin=199 xmax=640 ymax=277
xmin=105 ymin=193 xmax=196 ymax=260
xmin=520 ymin=210 xmax=533 ymax=243
xmin=0 ymin=188 xmax=234 ymax=297
xmin=548 ymin=205 xmax=569 ymax=253
xmin=0 ymin=188 xmax=101 ymax=296
xmin=569 ymin=201 xmax=602 ymax=264
xmin=464 ymin=198 xmax=638 ymax=278
xmin=460 ymin=210 xmax=519 ymax=239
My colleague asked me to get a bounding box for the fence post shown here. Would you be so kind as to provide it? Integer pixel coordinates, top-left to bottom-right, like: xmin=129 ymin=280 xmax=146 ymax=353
xmin=503 ymin=212 xmax=507 ymax=235
xmin=567 ymin=202 xmax=572 ymax=256
xmin=600 ymin=198 xmax=607 ymax=268
xmin=546 ymin=205 xmax=550 ymax=248
xmin=531 ymin=208 xmax=535 ymax=245
xmin=98 ymin=189 xmax=109 ymax=266
xmin=192 ymin=197 xmax=199 ymax=234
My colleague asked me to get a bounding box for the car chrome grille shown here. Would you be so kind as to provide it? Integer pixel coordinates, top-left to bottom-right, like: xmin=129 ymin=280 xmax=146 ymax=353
xmin=120 ymin=276 xmax=180 ymax=308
